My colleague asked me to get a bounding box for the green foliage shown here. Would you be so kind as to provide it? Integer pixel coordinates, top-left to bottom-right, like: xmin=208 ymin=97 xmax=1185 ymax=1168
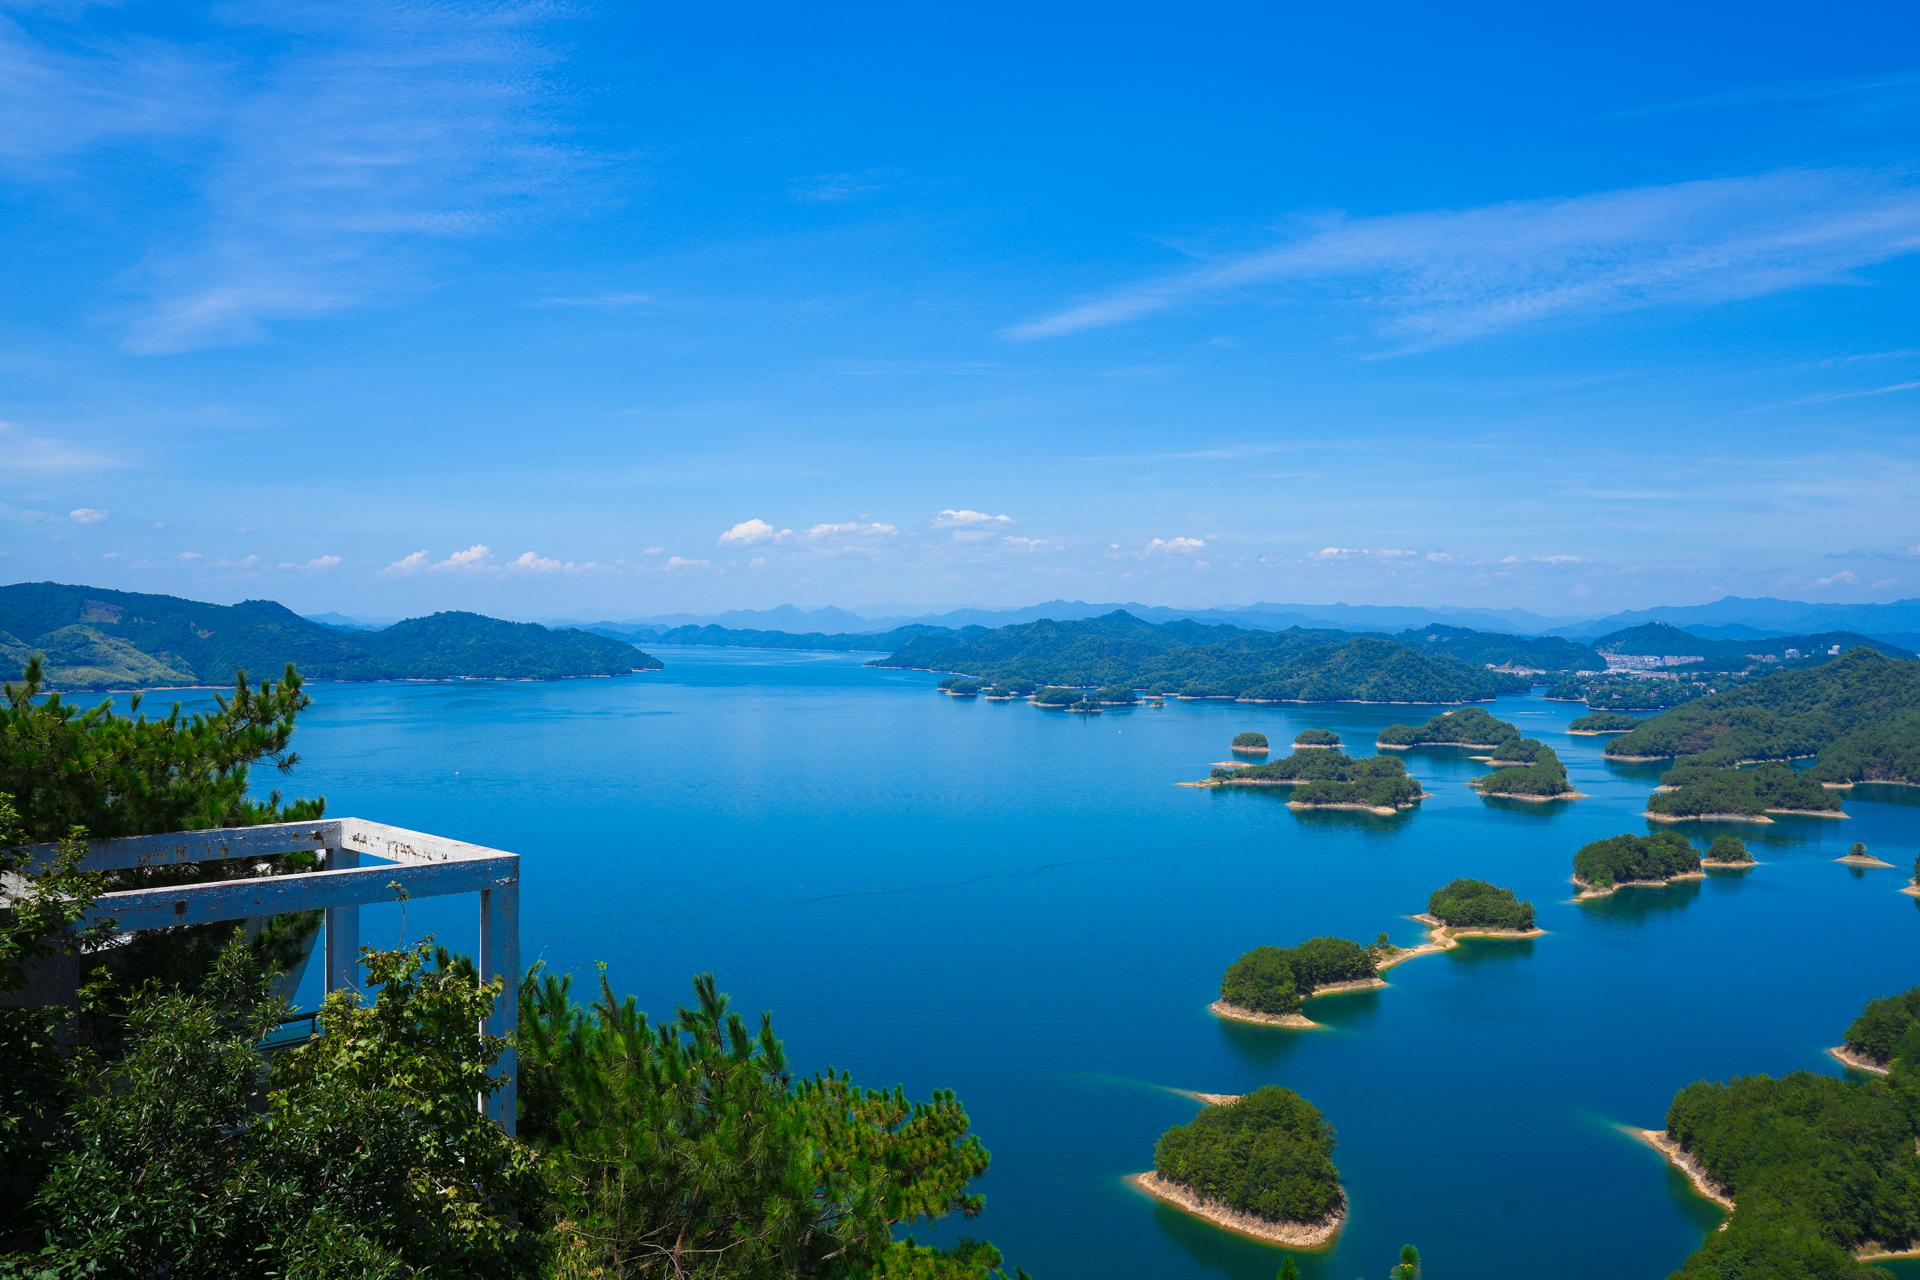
xmin=1844 ymin=989 xmax=1920 ymax=1066
xmin=1217 ymin=751 xmax=1425 ymax=808
xmin=1573 ymin=832 xmax=1700 ymax=889
xmin=1376 ymin=707 xmax=1520 ymax=748
xmin=1609 ymin=649 xmax=1920 ymax=770
xmin=1671 ymin=1201 xmax=1892 ymax=1280
xmin=22 ymin=940 xmax=544 ymax=1278
xmin=1473 ymin=748 xmax=1574 ymax=797
xmin=1664 ymin=1069 xmax=1920 ymax=1256
xmin=519 ymin=968 xmax=996 ymax=1279
xmin=1426 ymin=879 xmax=1534 ymax=930
xmin=3 ymin=657 xmax=322 ymax=842
xmin=1031 ymin=686 xmax=1083 ymax=706
xmin=1094 ymin=686 xmax=1138 ymax=704
xmin=874 ymin=612 xmax=1525 ymax=704
xmin=1292 ymin=729 xmax=1340 ymax=746
xmin=1220 ymin=938 xmax=1376 ymax=1014
xmin=0 ymin=583 xmax=658 ymax=691
xmin=1706 ymin=834 xmax=1754 ymax=864
xmin=1569 ymin=710 xmax=1644 ymax=732
xmin=939 ymin=677 xmax=983 ymax=695
xmin=1556 ymin=674 xmax=1712 ymax=711
xmin=1807 ymin=709 xmax=1920 ymax=787
xmin=1390 ymin=623 xmax=1599 ymax=672
xmin=1152 ymin=1087 xmax=1343 ymax=1225
xmin=1649 ymin=763 xmax=1841 ymax=818
xmin=1232 ymin=731 xmax=1269 ymax=748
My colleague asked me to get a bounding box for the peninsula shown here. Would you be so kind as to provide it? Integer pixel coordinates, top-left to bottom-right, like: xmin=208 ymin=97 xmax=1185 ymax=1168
xmin=1136 ymin=1086 xmax=1345 ymax=1248
xmin=1214 ymin=937 xmax=1384 ymax=1027
xmin=1646 ymin=762 xmax=1844 ymax=823
xmin=1567 ymin=711 xmax=1643 ymax=735
xmin=1376 ymin=707 xmax=1520 ymax=751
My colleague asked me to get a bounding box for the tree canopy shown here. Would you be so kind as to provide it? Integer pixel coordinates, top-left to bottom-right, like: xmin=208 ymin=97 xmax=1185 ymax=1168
xmin=1152 ymin=1087 xmax=1344 ymax=1227
xmin=1426 ymin=879 xmax=1534 ymax=930
xmin=1573 ymin=832 xmax=1701 ymax=890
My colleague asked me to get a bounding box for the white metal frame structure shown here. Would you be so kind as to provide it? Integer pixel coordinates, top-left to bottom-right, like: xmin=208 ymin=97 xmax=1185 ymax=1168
xmin=8 ymin=817 xmax=521 ymax=1134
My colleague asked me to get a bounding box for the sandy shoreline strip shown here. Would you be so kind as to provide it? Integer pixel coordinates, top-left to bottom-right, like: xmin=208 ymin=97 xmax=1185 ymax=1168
xmin=1827 ymin=1045 xmax=1891 ymax=1076
xmin=1128 ymin=1172 xmax=1344 ymax=1249
xmin=1574 ymin=871 xmax=1705 ymax=901
xmin=1471 ymin=783 xmax=1590 ymax=802
xmin=1903 ymin=883 xmax=1920 ymax=898
xmin=1170 ymin=1089 xmax=1244 ymax=1107
xmin=1631 ymin=1128 xmax=1736 ymax=1213
xmin=1836 ymin=853 xmax=1896 ymax=868
xmin=1210 ymin=1000 xmax=1319 ymax=1029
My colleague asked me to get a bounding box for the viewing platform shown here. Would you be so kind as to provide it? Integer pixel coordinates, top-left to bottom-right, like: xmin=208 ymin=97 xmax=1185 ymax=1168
xmin=3 ymin=817 xmax=521 ymax=1133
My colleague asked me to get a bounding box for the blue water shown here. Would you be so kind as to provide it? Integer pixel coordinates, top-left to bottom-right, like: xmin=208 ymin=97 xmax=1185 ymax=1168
xmin=155 ymin=648 xmax=1920 ymax=1278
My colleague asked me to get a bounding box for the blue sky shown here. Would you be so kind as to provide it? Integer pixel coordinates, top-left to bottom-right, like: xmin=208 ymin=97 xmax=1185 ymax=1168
xmin=4 ymin=2 xmax=1919 ymax=620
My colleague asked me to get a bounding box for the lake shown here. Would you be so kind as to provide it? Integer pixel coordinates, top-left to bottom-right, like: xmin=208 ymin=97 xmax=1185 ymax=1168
xmin=167 ymin=646 xmax=1920 ymax=1278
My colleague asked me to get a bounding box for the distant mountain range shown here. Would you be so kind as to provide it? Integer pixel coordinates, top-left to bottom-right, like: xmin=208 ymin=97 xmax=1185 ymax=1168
xmin=2 ymin=582 xmax=660 ymax=691
xmin=575 ymin=594 xmax=1920 ymax=648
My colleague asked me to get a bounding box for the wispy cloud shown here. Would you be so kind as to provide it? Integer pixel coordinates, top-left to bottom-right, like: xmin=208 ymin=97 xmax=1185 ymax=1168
xmin=1006 ymin=168 xmax=1920 ymax=351
xmin=68 ymin=506 xmax=109 ymax=524
xmin=0 ymin=420 xmax=117 ymax=472
xmin=1786 ymin=380 xmax=1920 ymax=406
xmin=788 ymin=168 xmax=896 ymax=203
xmin=5 ymin=3 xmax=581 ymax=354
xmin=379 ymin=544 xmax=603 ymax=576
xmin=534 ymin=291 xmax=650 ymax=309
xmin=933 ymin=508 xmax=1013 ymax=528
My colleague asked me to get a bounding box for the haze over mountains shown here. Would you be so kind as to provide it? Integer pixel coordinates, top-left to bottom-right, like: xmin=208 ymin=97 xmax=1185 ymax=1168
xmin=579 ymin=595 xmax=1920 ymax=649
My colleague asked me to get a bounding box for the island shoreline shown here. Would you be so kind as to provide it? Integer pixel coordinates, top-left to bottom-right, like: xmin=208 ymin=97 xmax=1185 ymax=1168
xmin=1127 ymin=1172 xmax=1344 ymax=1250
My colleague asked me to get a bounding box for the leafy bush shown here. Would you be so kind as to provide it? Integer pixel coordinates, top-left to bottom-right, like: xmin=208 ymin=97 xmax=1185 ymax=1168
xmin=1426 ymin=879 xmax=1533 ymax=930
xmin=1152 ymin=1087 xmax=1343 ymax=1225
xmin=1572 ymin=832 xmax=1700 ymax=889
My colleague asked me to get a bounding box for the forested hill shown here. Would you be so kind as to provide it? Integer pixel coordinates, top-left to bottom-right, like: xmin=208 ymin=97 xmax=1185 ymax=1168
xmin=1390 ymin=624 xmax=1599 ymax=672
xmin=1593 ymin=620 xmax=1910 ymax=669
xmin=1603 ymin=647 xmax=1920 ymax=779
xmin=871 ymin=610 xmax=1528 ymax=703
xmin=0 ymin=582 xmax=660 ymax=690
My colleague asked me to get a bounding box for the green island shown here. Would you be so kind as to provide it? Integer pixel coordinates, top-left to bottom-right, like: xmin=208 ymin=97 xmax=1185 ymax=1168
xmin=0 ymin=582 xmax=660 ymax=689
xmin=1215 ymin=937 xmax=1383 ymax=1025
xmin=1572 ymin=831 xmax=1702 ymax=897
xmin=1702 ymin=834 xmax=1755 ymax=867
xmin=1642 ymin=987 xmax=1920 ymax=1277
xmin=1376 ymin=707 xmax=1520 ymax=749
xmin=1547 ymin=673 xmax=1711 ymax=710
xmin=982 ymin=680 xmax=1033 ymax=699
xmin=1472 ymin=740 xmax=1583 ymax=801
xmin=1031 ymin=685 xmax=1099 ymax=711
xmin=1837 ymin=841 xmax=1896 ymax=868
xmin=1096 ymin=686 xmax=1139 ymax=705
xmin=1231 ymin=730 xmax=1269 ymax=754
xmin=1293 ymin=728 xmax=1342 ymax=748
xmin=1200 ymin=751 xmax=1427 ymax=813
xmin=1568 ymin=710 xmax=1643 ymax=734
xmin=1647 ymin=762 xmax=1843 ymax=822
xmin=1607 ymin=649 xmax=1920 ymax=774
xmin=1136 ymin=1086 xmax=1345 ymax=1247
xmin=1424 ymin=879 xmax=1536 ymax=932
xmin=937 ymin=676 xmax=982 ymax=696
xmin=873 ymin=611 xmax=1527 ymax=703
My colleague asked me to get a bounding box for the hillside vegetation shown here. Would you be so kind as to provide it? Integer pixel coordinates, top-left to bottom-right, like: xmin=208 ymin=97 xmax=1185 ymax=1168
xmin=876 ymin=611 xmax=1527 ymax=703
xmin=1 ymin=583 xmax=660 ymax=690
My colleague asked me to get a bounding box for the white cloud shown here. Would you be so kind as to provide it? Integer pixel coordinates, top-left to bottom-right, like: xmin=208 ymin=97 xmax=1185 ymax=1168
xmin=378 ymin=545 xmax=492 ymax=576
xmin=719 ymin=518 xmax=776 ymax=545
xmin=508 ymin=550 xmax=600 ymax=574
xmin=642 ymin=545 xmax=666 ymax=555
xmin=1007 ymin=168 xmax=1920 ymax=351
xmin=1002 ymin=535 xmax=1055 ymax=552
xmin=1146 ymin=536 xmax=1207 ymax=555
xmin=1500 ymin=553 xmax=1589 ymax=566
xmin=662 ymin=555 xmax=710 ymax=572
xmin=933 ymin=508 xmax=1013 ymax=528
xmin=278 ymin=554 xmax=344 ymax=571
xmin=783 ymin=521 xmax=896 ymax=542
xmin=177 ymin=550 xmax=202 ymax=561
xmin=68 ymin=507 xmax=109 ymax=524
xmin=1316 ymin=546 xmax=1415 ymax=560
xmin=1811 ymin=569 xmax=1859 ymax=588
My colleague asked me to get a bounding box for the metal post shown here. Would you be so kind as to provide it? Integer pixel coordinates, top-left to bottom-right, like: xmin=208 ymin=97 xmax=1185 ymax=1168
xmin=478 ymin=874 xmax=520 ymax=1136
xmin=323 ymin=845 xmax=361 ymax=998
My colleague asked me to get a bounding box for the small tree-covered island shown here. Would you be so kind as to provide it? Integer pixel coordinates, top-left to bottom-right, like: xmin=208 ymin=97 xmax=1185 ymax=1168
xmin=1293 ymin=728 xmax=1342 ymax=749
xmin=1470 ymin=740 xmax=1585 ymax=801
xmin=1567 ymin=710 xmax=1644 ymax=734
xmin=1647 ymin=761 xmax=1845 ymax=823
xmin=1231 ymin=730 xmax=1269 ymax=754
xmin=1133 ymin=1086 xmax=1346 ymax=1248
xmin=1572 ymin=832 xmax=1704 ymax=898
xmin=1421 ymin=879 xmax=1538 ymax=933
xmin=1194 ymin=751 xmax=1428 ymax=814
xmin=1214 ymin=937 xmax=1384 ymax=1027
xmin=1376 ymin=706 xmax=1520 ymax=750
xmin=1702 ymin=834 xmax=1755 ymax=867
xmin=1640 ymin=987 xmax=1920 ymax=1277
